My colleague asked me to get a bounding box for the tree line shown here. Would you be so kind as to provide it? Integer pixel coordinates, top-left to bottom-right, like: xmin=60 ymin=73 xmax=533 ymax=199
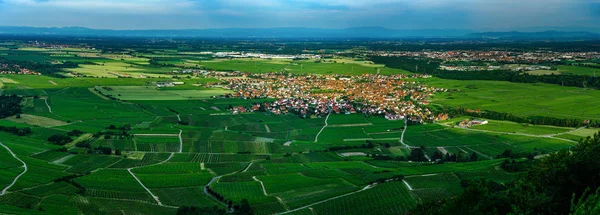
xmin=371 ymin=56 xmax=600 ymax=89
xmin=410 ymin=132 xmax=600 ymax=215
xmin=0 ymin=57 xmax=78 ymax=76
xmin=0 ymin=95 xmax=23 ymax=118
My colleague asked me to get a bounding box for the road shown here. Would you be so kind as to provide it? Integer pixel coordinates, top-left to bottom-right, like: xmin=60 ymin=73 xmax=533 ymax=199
xmin=0 ymin=141 xmax=28 ymax=196
xmin=314 ymin=113 xmax=331 ymax=142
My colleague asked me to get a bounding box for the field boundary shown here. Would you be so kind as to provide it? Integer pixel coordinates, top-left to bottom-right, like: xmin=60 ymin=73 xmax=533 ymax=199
xmin=0 ymin=141 xmax=28 ymax=196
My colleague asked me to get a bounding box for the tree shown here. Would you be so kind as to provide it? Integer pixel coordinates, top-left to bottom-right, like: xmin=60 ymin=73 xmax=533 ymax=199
xmin=176 ymin=206 xmax=225 ymax=215
xmin=469 ymin=152 xmax=478 ymax=161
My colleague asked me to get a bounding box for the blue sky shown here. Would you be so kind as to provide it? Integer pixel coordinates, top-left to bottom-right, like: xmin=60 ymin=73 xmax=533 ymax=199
xmin=0 ymin=0 xmax=599 ymax=30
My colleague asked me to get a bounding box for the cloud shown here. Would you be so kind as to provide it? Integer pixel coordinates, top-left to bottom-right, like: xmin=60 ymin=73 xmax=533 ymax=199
xmin=0 ymin=0 xmax=598 ymax=30
xmin=2 ymin=0 xmax=198 ymax=14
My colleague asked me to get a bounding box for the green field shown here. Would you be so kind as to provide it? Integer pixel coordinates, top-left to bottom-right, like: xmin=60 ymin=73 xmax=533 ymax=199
xmin=425 ymin=78 xmax=600 ymax=120
xmin=1 ymin=40 xmax=600 ymax=215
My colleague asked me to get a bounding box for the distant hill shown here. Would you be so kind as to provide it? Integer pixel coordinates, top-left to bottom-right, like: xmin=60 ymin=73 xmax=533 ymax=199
xmin=0 ymin=26 xmax=472 ymax=38
xmin=0 ymin=26 xmax=598 ymax=39
xmin=467 ymin=31 xmax=600 ymax=39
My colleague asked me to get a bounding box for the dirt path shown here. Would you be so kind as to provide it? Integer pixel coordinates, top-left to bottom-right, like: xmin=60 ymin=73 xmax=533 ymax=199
xmin=44 ymin=98 xmax=53 ymax=114
xmin=242 ymin=162 xmax=253 ymax=172
xmin=0 ymin=141 xmax=28 ymax=196
xmin=264 ymin=125 xmax=271 ymax=133
xmin=437 ymin=147 xmax=449 ymax=155
xmin=314 ymin=113 xmax=330 ymax=142
xmin=463 ymin=146 xmax=493 ymax=160
xmin=253 ymin=176 xmax=268 ymax=196
xmin=178 ymin=129 xmax=183 ymax=153
xmin=126 ymin=153 xmax=174 ymax=206
xmin=275 ymin=184 xmax=374 ymax=215
xmin=402 ymin=180 xmax=413 ymax=191
xmin=252 ymin=175 xmax=290 ymax=211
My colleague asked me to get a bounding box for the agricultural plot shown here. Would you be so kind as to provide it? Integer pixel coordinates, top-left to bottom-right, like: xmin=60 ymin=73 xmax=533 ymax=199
xmin=133 ymin=163 xmax=214 ymax=188
xmin=404 ymin=173 xmax=463 ymax=200
xmin=403 ymin=124 xmax=574 ymax=157
xmin=258 ymin=173 xmax=359 ymax=209
xmin=153 ymin=187 xmax=223 ymax=208
xmin=96 ymin=86 xmax=231 ymax=101
xmin=471 ymin=120 xmax=573 ymax=135
xmin=75 ymin=169 xmax=146 ymax=192
xmin=455 ymin=167 xmax=517 ymax=183
xmin=310 ymin=181 xmax=416 ymax=215
xmin=134 ymin=136 xmax=181 ymax=153
xmin=63 ymin=155 xmax=122 ymax=173
xmin=425 ymin=78 xmax=600 ymax=120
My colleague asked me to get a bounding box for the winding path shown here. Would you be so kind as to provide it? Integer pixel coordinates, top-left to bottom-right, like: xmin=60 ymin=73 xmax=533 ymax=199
xmin=178 ymin=129 xmax=183 ymax=153
xmin=44 ymin=98 xmax=53 ymax=114
xmin=126 ymin=153 xmax=174 ymax=206
xmin=275 ymin=184 xmax=374 ymax=215
xmin=314 ymin=113 xmax=331 ymax=142
xmin=0 ymin=141 xmax=28 ymax=196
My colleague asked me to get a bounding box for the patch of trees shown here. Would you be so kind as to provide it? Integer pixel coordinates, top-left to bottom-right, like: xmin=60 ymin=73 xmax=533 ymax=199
xmin=204 ymin=186 xmax=253 ymax=214
xmin=93 ymin=87 xmax=120 ymax=101
xmin=48 ymin=129 xmax=87 ymax=145
xmin=92 ymin=146 xmax=113 ymax=155
xmin=371 ymin=56 xmax=600 ymax=89
xmin=0 ymin=57 xmax=78 ymax=76
xmin=54 ymin=174 xmax=87 ymax=195
xmin=0 ymin=95 xmax=23 ymax=118
xmin=93 ymin=124 xmax=132 ymax=139
xmin=0 ymin=126 xmax=31 ymax=136
xmin=411 ymin=132 xmax=600 ymax=215
xmin=47 ymin=134 xmax=73 ymax=146
xmin=500 ymin=159 xmax=536 ymax=173
xmin=496 ymin=149 xmax=536 ymax=159
xmin=176 ymin=206 xmax=226 ymax=215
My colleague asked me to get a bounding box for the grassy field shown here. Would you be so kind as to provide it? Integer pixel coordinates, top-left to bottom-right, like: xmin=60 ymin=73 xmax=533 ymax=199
xmin=1 ymin=44 xmax=599 ymax=214
xmin=96 ymin=86 xmax=232 ymax=100
xmin=424 ymin=78 xmax=600 ymax=120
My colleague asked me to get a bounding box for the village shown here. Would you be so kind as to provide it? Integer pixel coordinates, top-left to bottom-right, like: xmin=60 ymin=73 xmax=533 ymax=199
xmin=0 ymin=64 xmax=42 ymax=75
xmin=216 ymin=72 xmax=448 ymax=122
xmin=371 ymin=50 xmax=600 ymax=64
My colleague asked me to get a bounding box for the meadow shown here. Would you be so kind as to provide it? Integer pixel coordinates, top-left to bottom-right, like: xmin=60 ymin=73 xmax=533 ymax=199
xmin=424 ymin=78 xmax=600 ymax=120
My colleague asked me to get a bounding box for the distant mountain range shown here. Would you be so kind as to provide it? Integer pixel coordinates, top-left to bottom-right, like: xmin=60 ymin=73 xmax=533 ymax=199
xmin=0 ymin=26 xmax=598 ymax=39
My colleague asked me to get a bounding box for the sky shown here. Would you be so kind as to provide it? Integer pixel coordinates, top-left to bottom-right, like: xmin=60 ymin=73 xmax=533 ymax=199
xmin=0 ymin=0 xmax=599 ymax=30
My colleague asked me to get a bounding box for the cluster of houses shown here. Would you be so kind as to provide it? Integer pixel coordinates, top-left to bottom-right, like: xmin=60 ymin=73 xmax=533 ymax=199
xmin=213 ymin=52 xmax=320 ymax=60
xmin=155 ymin=81 xmax=184 ymax=88
xmin=0 ymin=64 xmax=41 ymax=75
xmin=222 ymin=72 xmax=448 ymax=122
xmin=440 ymin=65 xmax=553 ymax=72
xmin=374 ymin=50 xmax=600 ymax=64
